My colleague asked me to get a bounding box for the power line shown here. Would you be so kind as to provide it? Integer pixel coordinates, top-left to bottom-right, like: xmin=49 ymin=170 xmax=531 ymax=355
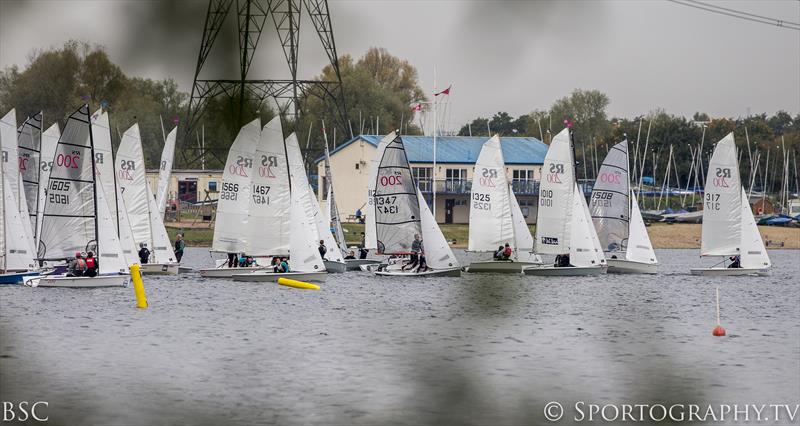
xmin=667 ymin=0 xmax=800 ymax=31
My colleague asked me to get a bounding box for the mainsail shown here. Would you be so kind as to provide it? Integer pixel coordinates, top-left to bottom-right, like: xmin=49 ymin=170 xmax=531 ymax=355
xmin=590 ymin=140 xmax=630 ymax=253
xmin=116 ymin=124 xmax=152 ymax=248
xmin=468 ymin=135 xmax=514 ymax=252
xmin=17 ymin=112 xmax=43 ymax=236
xmin=212 ymin=118 xmax=260 ymax=253
xmin=700 ymin=133 xmax=741 ymax=256
xmin=374 ymin=135 xmax=421 ymax=254
xmin=535 ymin=128 xmax=574 ymax=254
xmin=39 ymin=105 xmax=97 ymax=261
xmin=247 ymin=117 xmax=290 ymax=256
xmin=0 ymin=109 xmax=35 ymax=252
xmin=36 ymin=123 xmax=60 ymax=250
xmin=1 ymin=159 xmax=36 ymax=271
xmin=365 ymin=133 xmax=395 ymax=249
xmin=156 ymin=126 xmax=177 ymax=214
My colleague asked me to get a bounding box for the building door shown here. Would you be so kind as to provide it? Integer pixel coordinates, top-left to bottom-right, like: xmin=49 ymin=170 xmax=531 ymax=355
xmin=178 ymin=180 xmax=198 ymax=203
xmin=445 ymin=199 xmax=455 ymax=224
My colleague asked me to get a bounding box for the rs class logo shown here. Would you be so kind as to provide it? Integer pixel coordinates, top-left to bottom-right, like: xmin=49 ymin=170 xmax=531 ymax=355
xmin=118 ymin=159 xmax=135 ymax=180
xmin=258 ymin=154 xmax=279 ymax=178
xmin=229 ymin=156 xmax=252 ymax=177
xmin=713 ymin=167 xmax=731 ymax=188
xmin=546 ymin=163 xmax=564 ymax=183
xmin=479 ymin=167 xmax=497 ymax=187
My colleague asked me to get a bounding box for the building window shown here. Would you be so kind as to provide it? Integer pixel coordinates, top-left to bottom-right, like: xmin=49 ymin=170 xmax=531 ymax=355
xmin=413 ymin=167 xmax=432 ymax=192
xmin=445 ymin=168 xmax=468 ymax=193
xmin=512 ymin=169 xmax=537 ymax=195
xmin=454 ymin=199 xmax=467 ymax=206
xmin=208 ymin=181 xmax=217 ymax=192
xmin=513 ymin=169 xmax=534 ymax=181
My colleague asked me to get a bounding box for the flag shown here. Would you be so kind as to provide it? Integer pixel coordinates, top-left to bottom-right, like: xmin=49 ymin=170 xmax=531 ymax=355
xmin=434 ymin=85 xmax=451 ymax=97
xmin=410 ymin=103 xmax=423 ymax=112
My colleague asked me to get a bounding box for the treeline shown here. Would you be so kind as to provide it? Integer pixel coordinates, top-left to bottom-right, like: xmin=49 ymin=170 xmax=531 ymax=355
xmin=459 ymin=90 xmax=799 ymax=197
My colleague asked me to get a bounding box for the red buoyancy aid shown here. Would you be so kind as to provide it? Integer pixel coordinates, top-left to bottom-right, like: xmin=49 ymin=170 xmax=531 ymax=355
xmin=85 ymin=257 xmax=97 ymax=269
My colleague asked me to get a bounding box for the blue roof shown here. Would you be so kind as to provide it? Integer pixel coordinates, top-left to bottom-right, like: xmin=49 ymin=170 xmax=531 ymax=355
xmin=317 ymin=134 xmax=548 ymax=165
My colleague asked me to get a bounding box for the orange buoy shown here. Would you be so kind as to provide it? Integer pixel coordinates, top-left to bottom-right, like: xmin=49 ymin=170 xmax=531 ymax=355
xmin=712 ymin=286 xmax=725 ymax=337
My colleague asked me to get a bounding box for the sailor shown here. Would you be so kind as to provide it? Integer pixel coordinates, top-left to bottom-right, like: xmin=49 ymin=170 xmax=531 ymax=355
xmin=344 ymin=250 xmax=356 ymax=260
xmin=138 ymin=243 xmax=151 ymax=264
xmin=728 ymin=255 xmax=741 ymax=269
xmin=554 ymin=253 xmax=571 ymax=268
xmin=502 ymin=243 xmax=513 ymax=260
xmin=227 ymin=252 xmax=238 ymax=268
xmin=279 ymin=258 xmax=290 ymax=273
xmin=358 ymin=232 xmax=368 ymax=259
xmin=239 ymin=253 xmax=248 ymax=267
xmin=67 ymin=252 xmax=86 ymax=277
xmin=174 ymin=233 xmax=185 ymax=262
xmin=318 ymin=240 xmax=327 ymax=260
xmin=493 ymin=245 xmax=505 ymax=260
xmin=402 ymin=234 xmax=423 ymax=271
xmin=84 ymin=251 xmax=98 ymax=277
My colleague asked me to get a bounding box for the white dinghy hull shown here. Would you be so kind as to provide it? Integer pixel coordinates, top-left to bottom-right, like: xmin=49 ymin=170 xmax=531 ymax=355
xmin=323 ymin=260 xmax=346 ymax=273
xmin=345 ymin=259 xmax=381 ymax=271
xmin=690 ymin=267 xmax=769 ymax=277
xmin=606 ymin=259 xmax=658 ymax=274
xmin=31 ymin=274 xmax=129 ymax=288
xmin=231 ymin=271 xmax=327 ymax=283
xmin=140 ymin=263 xmax=180 ymax=275
xmin=374 ymin=268 xmax=461 ymax=278
xmin=199 ymin=266 xmax=269 ymax=278
xmin=522 ymin=265 xmax=605 ymax=276
xmin=464 ymin=260 xmax=541 ymax=273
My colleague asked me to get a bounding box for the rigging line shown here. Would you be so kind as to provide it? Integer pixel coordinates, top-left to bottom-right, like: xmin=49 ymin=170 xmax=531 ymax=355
xmin=667 ymin=0 xmax=800 ymax=30
xmin=686 ymin=0 xmax=800 ymax=27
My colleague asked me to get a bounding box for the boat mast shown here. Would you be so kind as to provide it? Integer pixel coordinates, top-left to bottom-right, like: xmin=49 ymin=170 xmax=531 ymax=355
xmin=87 ymin=105 xmax=100 ymax=255
xmin=1 ymin=154 xmax=6 ymax=272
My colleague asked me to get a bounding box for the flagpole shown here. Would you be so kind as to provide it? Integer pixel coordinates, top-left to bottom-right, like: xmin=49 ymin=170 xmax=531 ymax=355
xmin=433 ymin=65 xmax=438 ymax=221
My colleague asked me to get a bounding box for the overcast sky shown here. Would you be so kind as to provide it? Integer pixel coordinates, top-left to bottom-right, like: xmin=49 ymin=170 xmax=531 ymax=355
xmin=1 ymin=0 xmax=798 ymax=130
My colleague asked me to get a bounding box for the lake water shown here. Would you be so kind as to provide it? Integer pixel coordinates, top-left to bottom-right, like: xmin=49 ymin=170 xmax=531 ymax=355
xmin=1 ymin=249 xmax=798 ymax=425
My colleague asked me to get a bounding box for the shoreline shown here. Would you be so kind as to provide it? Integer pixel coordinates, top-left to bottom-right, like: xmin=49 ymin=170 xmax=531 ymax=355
xmin=168 ymin=223 xmax=799 ymax=250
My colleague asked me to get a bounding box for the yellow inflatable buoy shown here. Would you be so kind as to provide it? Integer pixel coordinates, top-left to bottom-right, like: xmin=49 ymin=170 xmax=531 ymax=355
xmin=277 ymin=277 xmax=320 ymax=290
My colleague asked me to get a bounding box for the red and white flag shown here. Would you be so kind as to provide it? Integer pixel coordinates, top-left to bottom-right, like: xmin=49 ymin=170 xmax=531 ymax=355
xmin=434 ymin=85 xmax=451 ymax=97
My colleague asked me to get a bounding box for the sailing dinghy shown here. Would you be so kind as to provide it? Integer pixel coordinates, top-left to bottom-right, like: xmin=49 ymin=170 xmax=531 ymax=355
xmin=464 ymin=135 xmax=542 ymax=273
xmin=232 ymin=132 xmax=328 ymax=282
xmin=115 ymin=124 xmax=179 ymax=275
xmin=590 ymin=140 xmax=658 ymax=274
xmin=368 ymin=134 xmax=460 ymax=277
xmin=523 ymin=128 xmax=606 ymax=276
xmin=32 ymin=105 xmax=130 ymax=288
xmin=690 ymin=133 xmax=770 ymax=276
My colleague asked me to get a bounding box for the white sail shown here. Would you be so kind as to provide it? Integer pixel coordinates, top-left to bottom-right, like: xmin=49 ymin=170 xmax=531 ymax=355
xmin=39 ymin=105 xmax=97 ymax=261
xmin=0 ymin=109 xmax=35 ymax=253
xmin=212 ymin=118 xmax=260 ymax=253
xmin=535 ymin=128 xmax=574 ymax=254
xmin=288 ymin=187 xmax=326 ymax=273
xmin=90 ymin=110 xmax=118 ymax=229
xmin=1 ymin=167 xmax=36 ymax=271
xmin=36 ymin=123 xmax=60 ymax=249
xmin=701 ymin=133 xmax=741 ymax=256
xmin=95 ymin=174 xmax=128 ymax=274
xmin=146 ymin=184 xmax=176 ymax=264
xmin=570 ymin=183 xmax=606 ymax=267
xmin=115 ymin=183 xmax=139 ymax=265
xmin=323 ymin=142 xmax=348 ymax=254
xmin=156 ymin=126 xmax=177 ymax=214
xmin=374 ymin=135 xmax=421 ymax=254
xmin=17 ymin=112 xmax=43 ymax=236
xmin=468 ymin=135 xmax=514 ymax=252
xmin=365 ymin=132 xmax=395 ymax=249
xmin=115 ymin=124 xmax=152 ymax=248
xmin=247 ymin=117 xmax=290 ymax=256
xmin=739 ymin=187 xmax=770 ymax=269
xmin=417 ymin=189 xmax=459 ymax=269
xmin=590 ymin=140 xmax=630 ymax=254
xmin=310 ymin=184 xmax=345 ymax=263
xmin=510 ymin=191 xmax=541 ymax=263
xmin=625 ymin=192 xmax=657 ymax=264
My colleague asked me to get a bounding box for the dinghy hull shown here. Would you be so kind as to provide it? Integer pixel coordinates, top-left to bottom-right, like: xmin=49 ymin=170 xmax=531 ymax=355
xmin=345 ymin=259 xmax=381 ymax=271
xmin=231 ymin=271 xmax=328 ymax=283
xmin=31 ymin=274 xmax=130 ymax=288
xmin=464 ymin=261 xmax=541 ymax=273
xmin=0 ymin=271 xmax=40 ymax=284
xmin=323 ymin=260 xmax=347 ymax=273
xmin=198 ymin=266 xmax=269 ymax=278
xmin=522 ymin=265 xmax=605 ymax=276
xmin=374 ymin=268 xmax=461 ymax=278
xmin=140 ymin=263 xmax=180 ymax=275
xmin=606 ymin=259 xmax=658 ymax=274
xmin=690 ymin=267 xmax=769 ymax=276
